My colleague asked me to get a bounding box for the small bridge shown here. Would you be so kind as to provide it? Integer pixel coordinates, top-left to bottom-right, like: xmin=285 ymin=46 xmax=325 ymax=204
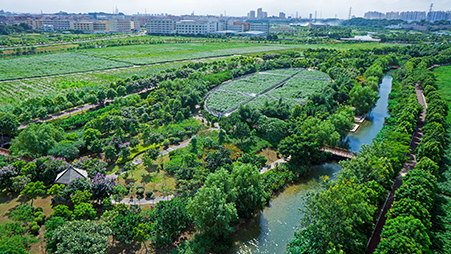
xmin=321 ymin=147 xmax=356 ymax=160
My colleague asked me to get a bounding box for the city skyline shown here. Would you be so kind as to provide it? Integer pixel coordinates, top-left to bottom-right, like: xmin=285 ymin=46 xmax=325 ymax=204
xmin=2 ymin=0 xmax=451 ymax=19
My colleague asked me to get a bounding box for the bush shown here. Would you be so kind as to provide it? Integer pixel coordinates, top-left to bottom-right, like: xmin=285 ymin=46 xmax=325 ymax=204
xmin=145 ymin=190 xmax=154 ymax=199
xmin=34 ymin=216 xmax=43 ymax=226
xmin=30 ymin=225 xmax=40 ymax=234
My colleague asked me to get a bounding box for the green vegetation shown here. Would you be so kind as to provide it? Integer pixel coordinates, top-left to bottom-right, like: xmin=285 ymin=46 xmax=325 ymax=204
xmin=0 ymin=52 xmax=130 ymax=81
xmin=267 ymin=77 xmax=330 ymax=102
xmin=82 ymin=43 xmax=294 ymax=65
xmin=219 ymin=72 xmax=289 ymax=94
xmin=1 ymin=31 xmax=451 ymax=254
xmin=205 ymin=92 xmax=252 ymax=112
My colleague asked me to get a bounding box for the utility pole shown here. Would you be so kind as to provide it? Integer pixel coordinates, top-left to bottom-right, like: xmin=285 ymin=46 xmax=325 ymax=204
xmin=428 ymin=3 xmax=434 ymax=22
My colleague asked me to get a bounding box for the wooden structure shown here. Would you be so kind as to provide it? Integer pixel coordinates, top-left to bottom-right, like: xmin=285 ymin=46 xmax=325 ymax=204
xmin=321 ymin=147 xmax=356 ymax=160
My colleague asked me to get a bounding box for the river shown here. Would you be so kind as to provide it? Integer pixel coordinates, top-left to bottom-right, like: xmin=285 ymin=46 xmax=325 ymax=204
xmin=228 ymin=72 xmax=394 ymax=254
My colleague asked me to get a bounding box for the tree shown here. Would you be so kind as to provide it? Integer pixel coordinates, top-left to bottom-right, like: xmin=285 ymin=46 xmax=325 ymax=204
xmin=20 ymin=181 xmax=45 ymax=205
xmin=106 ymin=88 xmax=117 ymax=99
xmin=288 ymin=180 xmax=376 ymax=253
xmin=134 ymin=223 xmax=151 ymax=253
xmin=187 ymin=184 xmax=238 ymax=246
xmin=10 ymin=123 xmax=65 ymax=158
xmin=102 ymin=204 xmax=146 ymax=243
xmin=86 ymin=94 xmax=98 ymax=105
xmin=116 ymin=85 xmax=127 ymax=96
xmin=0 ymin=112 xmax=19 ymax=137
xmin=50 ymin=205 xmax=73 ymax=220
xmin=278 ymin=132 xmax=322 ymax=166
xmin=153 ymin=198 xmax=191 ymax=247
xmin=103 ymin=144 xmax=117 ymax=162
xmin=46 ymin=220 xmax=111 ymax=254
xmin=218 ymin=129 xmax=227 ymax=145
xmin=83 ymin=128 xmax=101 ymax=146
xmin=375 ymin=216 xmax=431 ymax=254
xmin=97 ymin=90 xmax=106 ymax=104
xmin=349 ymin=83 xmax=379 ymax=115
xmin=230 ymin=164 xmax=265 ymax=219
xmin=48 ymin=142 xmax=79 ymax=161
xmin=72 ymin=202 xmax=96 ymax=220
xmin=70 ymin=190 xmax=92 ymax=205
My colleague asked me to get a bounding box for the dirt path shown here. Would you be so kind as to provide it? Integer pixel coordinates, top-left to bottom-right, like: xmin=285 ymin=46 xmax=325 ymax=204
xmin=366 ymin=84 xmax=427 ymax=253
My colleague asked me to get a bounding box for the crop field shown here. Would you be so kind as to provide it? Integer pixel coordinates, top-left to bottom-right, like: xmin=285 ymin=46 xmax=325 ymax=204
xmin=296 ymin=69 xmax=330 ymax=80
xmin=267 ymin=77 xmax=330 ymax=100
xmin=0 ymin=52 xmax=130 ymax=81
xmin=247 ymin=96 xmax=301 ymax=109
xmin=263 ymin=68 xmax=304 ymax=76
xmin=0 ymin=58 xmax=221 ymax=105
xmin=219 ymin=73 xmax=288 ymax=94
xmin=81 ymin=43 xmax=296 ymax=65
xmin=205 ymin=92 xmax=252 ymax=112
xmin=205 ymin=68 xmax=330 ymax=114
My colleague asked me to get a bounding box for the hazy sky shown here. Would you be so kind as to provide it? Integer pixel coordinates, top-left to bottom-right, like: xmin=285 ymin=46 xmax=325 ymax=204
xmin=2 ymin=0 xmax=451 ymax=19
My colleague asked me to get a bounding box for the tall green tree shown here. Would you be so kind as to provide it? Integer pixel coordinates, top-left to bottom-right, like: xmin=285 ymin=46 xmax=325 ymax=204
xmin=20 ymin=181 xmax=45 ymax=205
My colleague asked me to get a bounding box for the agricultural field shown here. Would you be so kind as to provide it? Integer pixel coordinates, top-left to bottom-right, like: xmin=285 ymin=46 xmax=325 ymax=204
xmin=0 ymin=58 xmax=221 ymax=105
xmin=205 ymin=68 xmax=330 ymax=114
xmin=296 ymin=69 xmax=330 ymax=80
xmin=266 ymin=77 xmax=330 ymax=101
xmin=81 ymin=43 xmax=296 ymax=65
xmin=0 ymin=52 xmax=130 ymax=81
xmin=219 ymin=73 xmax=289 ymax=94
xmin=205 ymin=91 xmax=252 ymax=112
xmin=247 ymin=96 xmax=301 ymax=109
xmin=263 ymin=68 xmax=304 ymax=76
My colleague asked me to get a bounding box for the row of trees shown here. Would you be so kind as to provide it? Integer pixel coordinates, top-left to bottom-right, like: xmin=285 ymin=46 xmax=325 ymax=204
xmin=376 ymin=63 xmax=448 ymax=253
xmin=287 ymin=57 xmax=426 ymax=253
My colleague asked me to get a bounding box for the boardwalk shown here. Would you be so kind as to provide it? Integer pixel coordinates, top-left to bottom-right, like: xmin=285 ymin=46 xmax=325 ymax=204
xmin=320 ymin=147 xmax=356 ymax=159
xmin=366 ymin=84 xmax=427 ymax=253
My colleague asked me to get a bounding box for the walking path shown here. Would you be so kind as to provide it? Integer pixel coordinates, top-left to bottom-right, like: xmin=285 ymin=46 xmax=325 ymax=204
xmin=366 ymin=84 xmax=427 ymax=253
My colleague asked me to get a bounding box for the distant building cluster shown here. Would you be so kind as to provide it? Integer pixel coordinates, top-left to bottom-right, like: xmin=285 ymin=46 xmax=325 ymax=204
xmin=364 ymin=10 xmax=451 ymax=21
xmin=146 ymin=17 xmax=269 ymax=35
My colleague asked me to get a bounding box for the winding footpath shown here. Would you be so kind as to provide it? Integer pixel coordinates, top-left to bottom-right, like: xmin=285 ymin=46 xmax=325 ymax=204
xmin=366 ymin=84 xmax=427 ymax=253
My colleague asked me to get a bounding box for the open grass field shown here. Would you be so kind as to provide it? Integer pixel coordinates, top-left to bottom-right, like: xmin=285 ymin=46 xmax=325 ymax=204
xmin=433 ymin=65 xmax=451 ymax=124
xmin=205 ymin=68 xmax=330 ymax=113
xmin=81 ymin=43 xmax=296 ymax=65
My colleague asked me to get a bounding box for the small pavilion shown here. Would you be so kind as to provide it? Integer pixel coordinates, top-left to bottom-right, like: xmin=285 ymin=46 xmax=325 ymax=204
xmin=54 ymin=165 xmax=88 ymax=185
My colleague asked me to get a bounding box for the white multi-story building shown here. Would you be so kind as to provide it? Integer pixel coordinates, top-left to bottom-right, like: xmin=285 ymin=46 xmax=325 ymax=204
xmin=146 ymin=19 xmax=176 ymax=34
xmin=249 ymin=23 xmax=269 ymax=33
xmin=175 ymin=20 xmax=219 ymax=34
xmin=42 ymin=19 xmax=72 ymax=30
xmin=109 ymin=19 xmax=131 ymax=33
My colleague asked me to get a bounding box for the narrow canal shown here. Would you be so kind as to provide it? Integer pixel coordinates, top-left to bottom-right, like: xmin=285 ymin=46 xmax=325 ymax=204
xmin=228 ymin=71 xmax=394 ymax=254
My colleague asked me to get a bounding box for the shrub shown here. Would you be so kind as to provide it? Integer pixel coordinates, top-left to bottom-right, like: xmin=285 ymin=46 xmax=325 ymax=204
xmin=30 ymin=225 xmax=40 ymax=234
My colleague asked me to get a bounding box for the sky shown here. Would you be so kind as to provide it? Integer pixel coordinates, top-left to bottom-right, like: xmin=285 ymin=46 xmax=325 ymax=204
xmin=2 ymin=0 xmax=451 ymax=19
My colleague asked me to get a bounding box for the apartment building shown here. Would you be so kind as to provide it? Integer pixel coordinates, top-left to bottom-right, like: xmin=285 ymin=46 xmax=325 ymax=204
xmin=146 ymin=19 xmax=176 ymax=34
xmin=109 ymin=19 xmax=131 ymax=32
xmin=249 ymin=22 xmax=269 ymax=33
xmin=42 ymin=19 xmax=72 ymax=30
xmin=176 ymin=20 xmax=208 ymax=34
